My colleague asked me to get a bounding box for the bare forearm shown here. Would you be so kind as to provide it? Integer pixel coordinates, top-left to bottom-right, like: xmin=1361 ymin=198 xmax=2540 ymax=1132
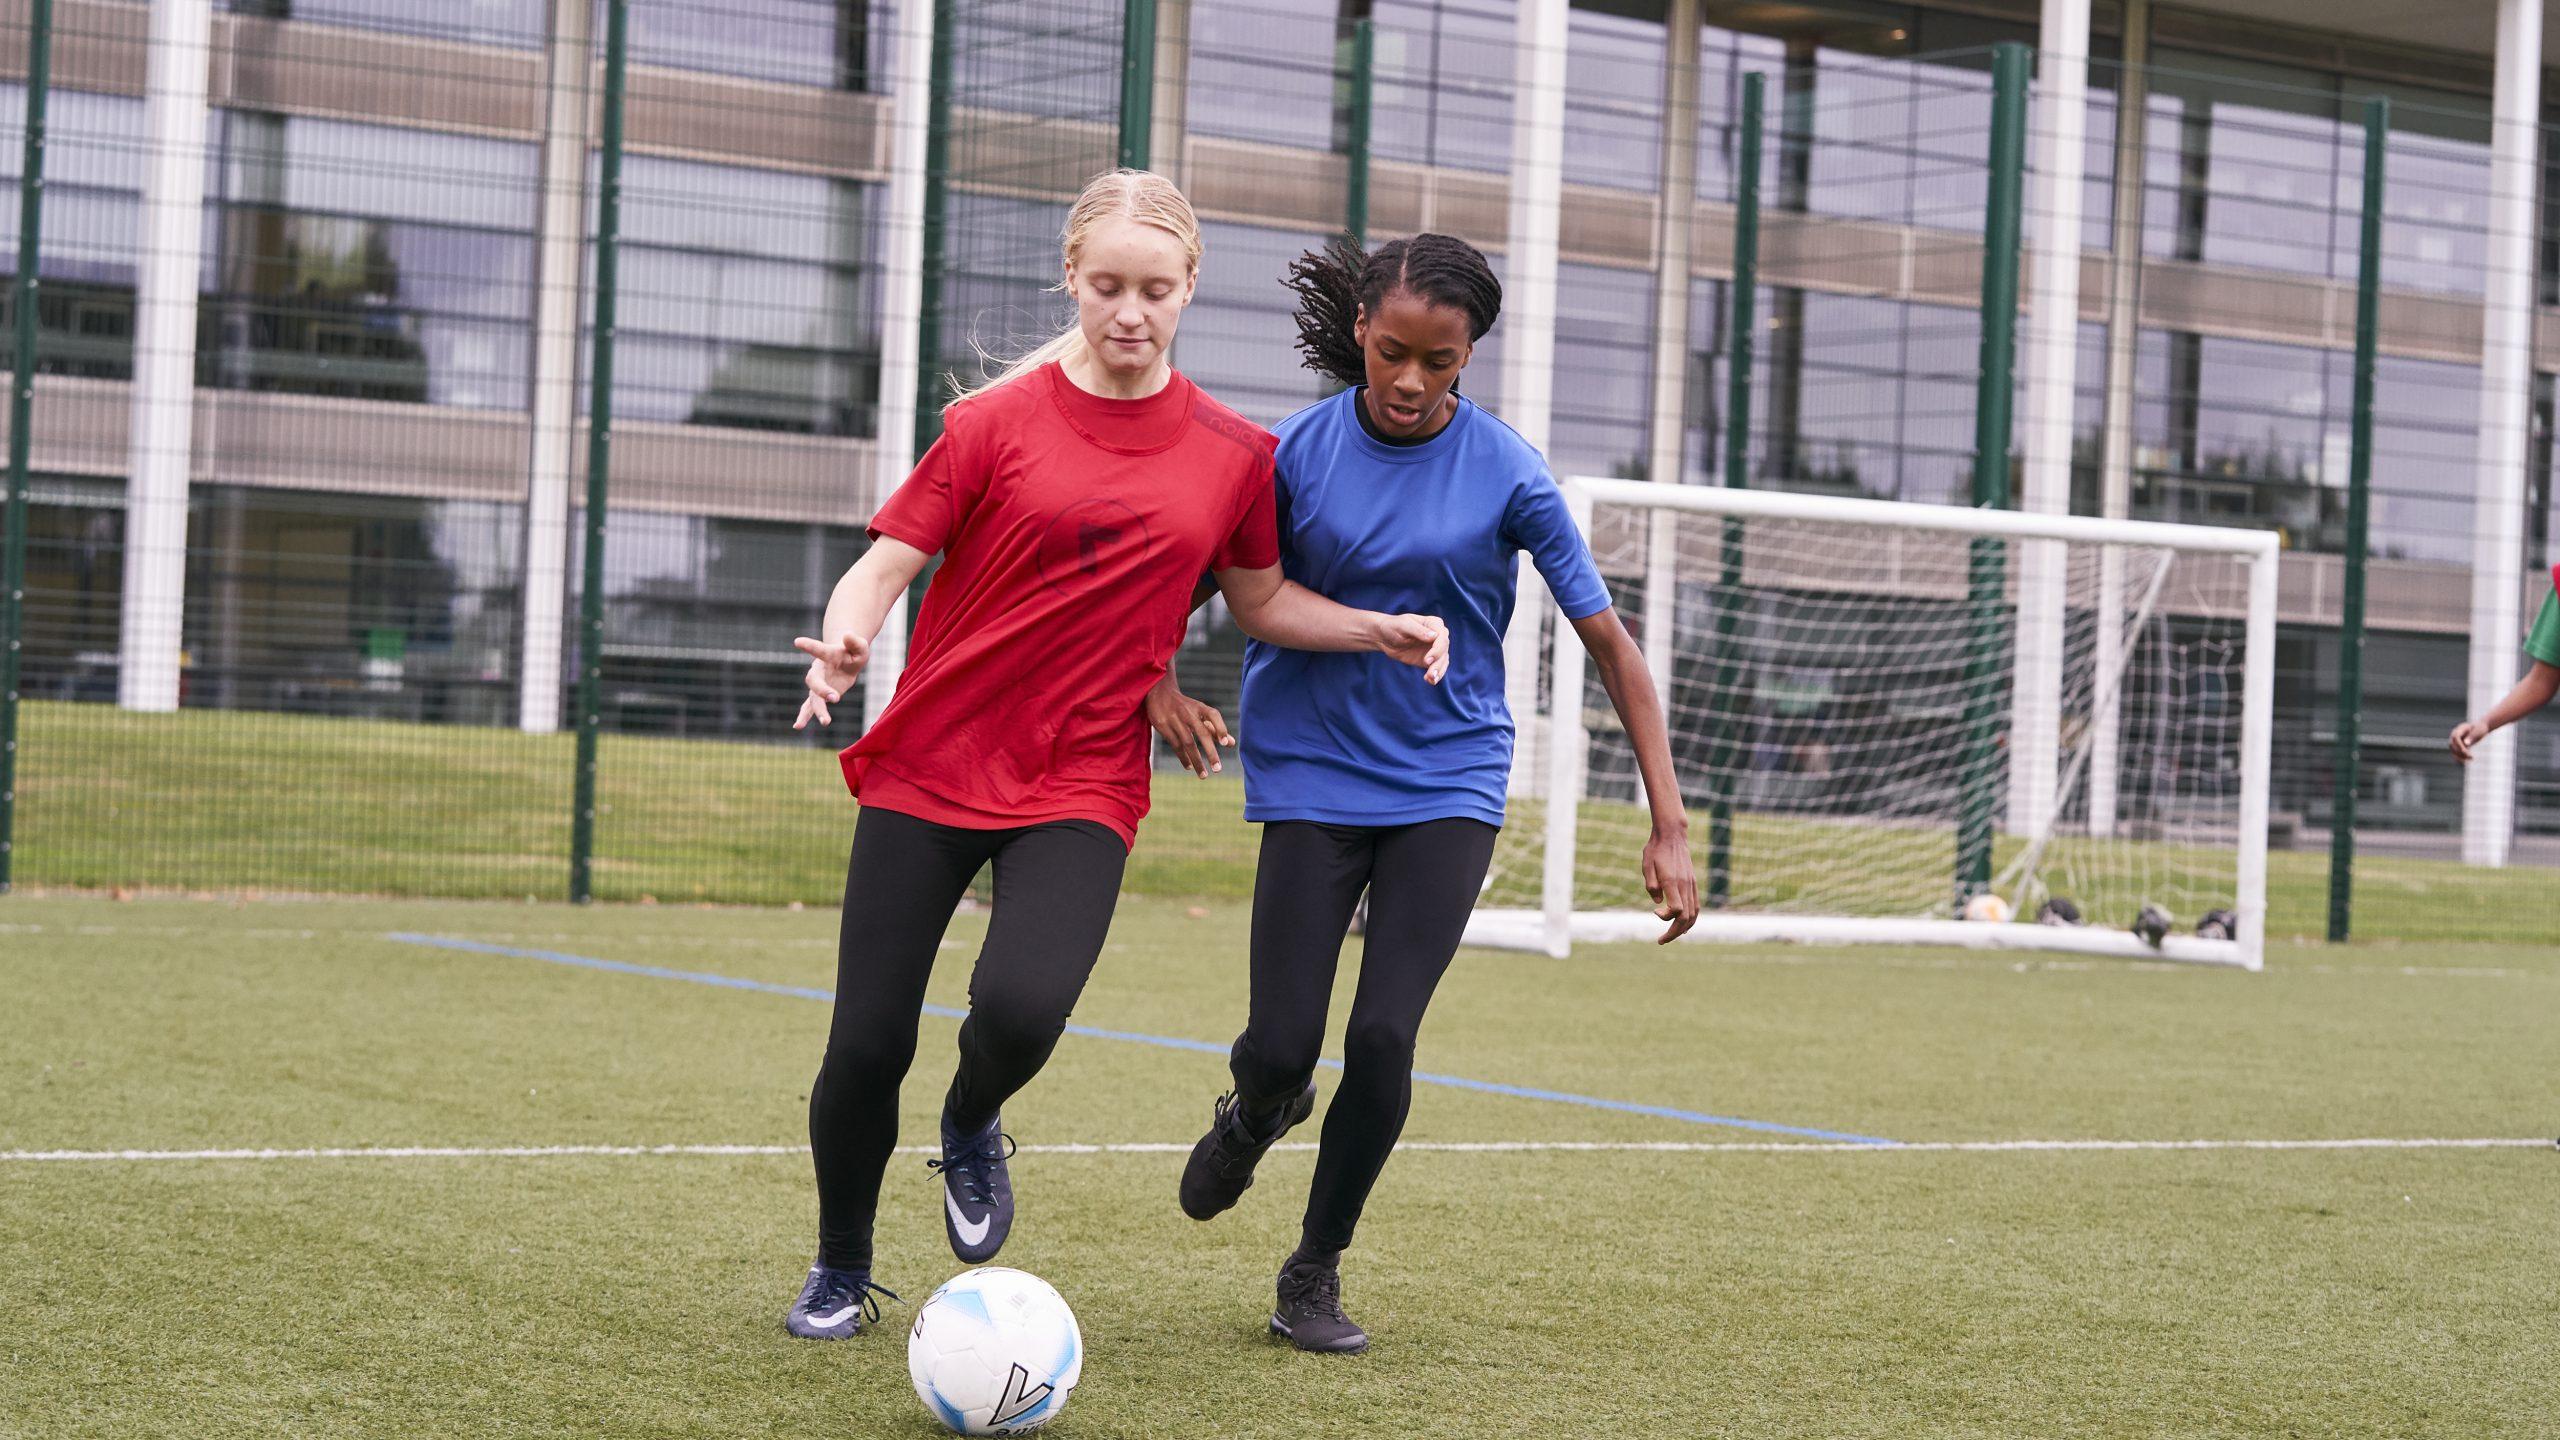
xmin=1581 ymin=615 xmax=1687 ymax=834
xmin=819 ymin=543 xmax=926 ymax=647
xmin=2482 ymin=663 xmax=2560 ymax=734
xmin=1223 ymin=577 xmax=1386 ymax=653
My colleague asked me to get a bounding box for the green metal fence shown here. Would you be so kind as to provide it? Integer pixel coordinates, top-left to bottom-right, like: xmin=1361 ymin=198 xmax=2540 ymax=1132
xmin=1 ymin=1 xmax=2554 ymax=944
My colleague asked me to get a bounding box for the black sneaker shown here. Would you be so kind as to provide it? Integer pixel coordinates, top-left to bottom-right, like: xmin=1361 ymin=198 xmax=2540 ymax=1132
xmin=1179 ymin=1083 xmax=1317 ymax=1222
xmin=1270 ymin=1260 xmax=1367 ymax=1354
xmin=929 ymin=1109 xmax=1016 ymax=1264
xmin=783 ymin=1261 xmax=898 ymax=1340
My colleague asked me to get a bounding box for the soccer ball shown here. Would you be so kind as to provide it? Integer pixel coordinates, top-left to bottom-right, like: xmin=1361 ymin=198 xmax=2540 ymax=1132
xmin=908 ymin=1267 xmax=1083 ymax=1436
xmin=2196 ymin=908 xmax=2237 ymax=941
xmin=2134 ymin=903 xmax=2174 ymax=948
xmin=1961 ymin=892 xmax=2012 ymax=923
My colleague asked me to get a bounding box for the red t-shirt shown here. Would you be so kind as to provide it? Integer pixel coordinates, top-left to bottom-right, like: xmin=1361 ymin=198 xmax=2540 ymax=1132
xmin=840 ymin=363 xmax=1280 ymax=846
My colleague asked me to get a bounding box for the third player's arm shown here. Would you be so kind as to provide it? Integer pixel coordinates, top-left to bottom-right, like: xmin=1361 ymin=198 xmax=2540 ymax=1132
xmin=1574 ymin=607 xmax=1701 ymax=942
xmin=1210 ymin=565 xmax=1449 ymax=682
xmin=2450 ymin=660 xmax=2560 ymax=761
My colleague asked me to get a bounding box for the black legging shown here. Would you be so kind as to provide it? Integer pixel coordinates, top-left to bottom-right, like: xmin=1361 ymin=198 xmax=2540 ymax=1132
xmin=808 ymin=805 xmax=1126 ymax=1273
xmin=1227 ymin=817 xmax=1500 ymax=1257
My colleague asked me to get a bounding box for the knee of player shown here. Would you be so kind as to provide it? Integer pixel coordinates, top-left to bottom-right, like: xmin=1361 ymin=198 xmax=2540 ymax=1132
xmin=1340 ymin=1013 xmax=1419 ymax=1072
xmin=818 ymin=1031 xmax=920 ymax=1091
xmin=966 ymin=994 xmax=1072 ymax=1054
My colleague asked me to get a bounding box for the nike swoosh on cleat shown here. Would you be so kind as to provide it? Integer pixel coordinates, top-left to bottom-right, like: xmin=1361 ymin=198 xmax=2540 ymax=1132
xmin=808 ymin=1305 xmax=859 ymax=1327
xmin=945 ymin=1187 xmax=993 ymax=1247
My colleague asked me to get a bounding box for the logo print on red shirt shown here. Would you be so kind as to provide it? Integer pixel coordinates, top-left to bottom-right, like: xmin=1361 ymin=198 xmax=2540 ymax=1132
xmin=1038 ymin=497 xmax=1153 ymax=593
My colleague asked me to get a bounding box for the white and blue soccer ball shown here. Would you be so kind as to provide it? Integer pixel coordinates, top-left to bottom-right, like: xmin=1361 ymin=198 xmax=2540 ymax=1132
xmin=907 ymin=1266 xmax=1083 ymax=1436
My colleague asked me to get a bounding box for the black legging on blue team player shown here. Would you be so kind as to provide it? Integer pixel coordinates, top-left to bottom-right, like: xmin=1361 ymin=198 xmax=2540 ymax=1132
xmin=808 ymin=805 xmax=1127 ymax=1273
xmin=1227 ymin=816 xmax=1502 ymax=1259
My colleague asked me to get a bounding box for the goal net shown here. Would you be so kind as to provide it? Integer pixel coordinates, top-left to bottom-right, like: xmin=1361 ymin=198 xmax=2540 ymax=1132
xmin=1469 ymin=480 xmax=2278 ymax=969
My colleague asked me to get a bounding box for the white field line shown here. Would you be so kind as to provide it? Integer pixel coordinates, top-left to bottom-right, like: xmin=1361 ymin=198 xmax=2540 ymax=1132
xmin=3 ymin=1137 xmax=2550 ymax=1165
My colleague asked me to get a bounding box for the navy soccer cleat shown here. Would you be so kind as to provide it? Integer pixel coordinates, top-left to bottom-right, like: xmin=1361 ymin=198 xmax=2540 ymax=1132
xmin=929 ymin=1109 xmax=1017 ymax=1264
xmin=783 ymin=1261 xmax=897 ymax=1340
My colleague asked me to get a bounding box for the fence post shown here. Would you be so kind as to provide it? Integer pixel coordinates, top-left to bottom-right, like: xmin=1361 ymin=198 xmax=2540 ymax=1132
xmin=1343 ymin=16 xmax=1373 ymax=250
xmin=1118 ymin=0 xmax=1157 ymax=170
xmin=0 ymin=0 xmax=52 ymax=896
xmin=568 ymin=0 xmax=629 ymax=904
xmin=1955 ymin=41 xmax=2029 ymax=910
xmin=2328 ymin=96 xmax=2387 ymax=943
xmin=1705 ymin=70 xmax=1762 ymax=910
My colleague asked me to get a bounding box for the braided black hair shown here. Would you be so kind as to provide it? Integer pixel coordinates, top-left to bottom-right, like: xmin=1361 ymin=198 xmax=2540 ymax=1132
xmin=1283 ymin=233 xmax=1502 ymax=388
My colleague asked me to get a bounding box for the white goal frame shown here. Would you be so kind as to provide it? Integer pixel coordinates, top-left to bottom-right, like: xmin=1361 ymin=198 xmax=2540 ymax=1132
xmin=1464 ymin=478 xmax=2281 ymax=971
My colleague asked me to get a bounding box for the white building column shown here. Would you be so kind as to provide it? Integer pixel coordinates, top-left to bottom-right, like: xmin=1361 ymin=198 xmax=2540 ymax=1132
xmin=118 ymin=0 xmax=215 ymax=713
xmin=1148 ymin=0 xmax=1190 ymax=184
xmin=2463 ymin=0 xmax=2542 ymax=867
xmin=2007 ymin=0 xmax=2092 ymax=840
xmin=2088 ymin=0 xmax=2149 ymax=839
xmin=1500 ymin=0 xmax=1567 ymax=794
xmin=863 ymin=0 xmax=936 ymax=729
xmin=1640 ymin=0 xmax=1700 ymax=708
xmin=515 ymin=0 xmax=597 ymax=733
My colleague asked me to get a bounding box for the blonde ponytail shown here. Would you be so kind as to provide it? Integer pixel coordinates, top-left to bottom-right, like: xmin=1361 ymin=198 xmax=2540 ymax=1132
xmin=946 ymin=168 xmax=1203 ymax=407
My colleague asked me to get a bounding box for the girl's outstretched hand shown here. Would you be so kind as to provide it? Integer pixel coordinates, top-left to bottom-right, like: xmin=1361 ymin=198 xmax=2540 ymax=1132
xmin=793 ymin=633 xmax=870 ymax=730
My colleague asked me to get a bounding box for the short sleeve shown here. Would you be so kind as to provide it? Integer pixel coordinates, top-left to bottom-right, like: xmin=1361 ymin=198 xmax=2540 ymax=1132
xmin=1211 ymin=455 xmax=1282 ymax=572
xmin=1503 ymin=470 xmax=1612 ymax=620
xmin=2527 ymin=592 xmax=2560 ymax=667
xmin=867 ymin=410 xmax=988 ymax=555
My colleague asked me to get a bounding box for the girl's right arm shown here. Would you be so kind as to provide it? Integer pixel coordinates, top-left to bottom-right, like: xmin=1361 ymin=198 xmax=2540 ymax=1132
xmin=2449 ymin=661 xmax=2560 ymax=762
xmin=793 ymin=536 xmax=935 ymax=730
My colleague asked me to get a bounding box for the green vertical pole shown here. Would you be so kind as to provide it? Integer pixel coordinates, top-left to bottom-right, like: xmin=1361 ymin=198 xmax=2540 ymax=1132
xmin=2327 ymin=97 xmax=2386 ymax=944
xmin=1118 ymin=0 xmax=1156 ymax=171
xmin=1955 ymin=41 xmax=2029 ymax=910
xmin=902 ymin=0 xmax=954 ymax=635
xmin=0 ymin=0 xmax=52 ymax=896
xmin=1343 ymin=17 xmax=1373 ymax=250
xmin=913 ymin=0 xmax=953 ymax=460
xmin=569 ymin=0 xmax=629 ymax=905
xmin=1705 ymin=71 xmax=1763 ymax=910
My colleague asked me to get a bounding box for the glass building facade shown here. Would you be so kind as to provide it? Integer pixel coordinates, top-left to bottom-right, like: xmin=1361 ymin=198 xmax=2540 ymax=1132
xmin=12 ymin=0 xmax=2560 ymax=843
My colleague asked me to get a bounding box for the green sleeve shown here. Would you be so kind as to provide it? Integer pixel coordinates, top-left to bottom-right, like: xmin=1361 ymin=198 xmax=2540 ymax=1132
xmin=2528 ymin=593 xmax=2560 ymax=668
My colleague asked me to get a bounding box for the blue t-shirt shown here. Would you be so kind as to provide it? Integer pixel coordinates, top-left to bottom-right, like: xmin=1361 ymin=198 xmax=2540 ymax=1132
xmin=1240 ymin=389 xmax=1614 ymax=828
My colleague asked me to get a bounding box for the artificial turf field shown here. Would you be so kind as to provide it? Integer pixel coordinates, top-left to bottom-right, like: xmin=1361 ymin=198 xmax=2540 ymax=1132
xmin=5 ymin=894 xmax=2554 ymax=1438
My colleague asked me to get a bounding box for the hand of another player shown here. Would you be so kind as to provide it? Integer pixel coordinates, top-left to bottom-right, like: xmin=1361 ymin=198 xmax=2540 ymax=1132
xmin=2448 ymin=719 xmax=2487 ymax=764
xmin=792 ymin=633 xmax=870 ymax=730
xmin=1373 ymin=614 xmax=1450 ymax=684
xmin=1145 ymin=674 xmax=1232 ymax=777
xmin=1643 ymin=827 xmax=1701 ymax=944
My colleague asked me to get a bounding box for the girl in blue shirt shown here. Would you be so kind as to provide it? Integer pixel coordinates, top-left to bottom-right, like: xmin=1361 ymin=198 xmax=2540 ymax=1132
xmin=1145 ymin=234 xmax=1700 ymax=1353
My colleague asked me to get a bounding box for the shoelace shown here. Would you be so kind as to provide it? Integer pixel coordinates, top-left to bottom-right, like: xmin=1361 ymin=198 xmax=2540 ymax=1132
xmin=1281 ymin=1265 xmax=1348 ymax=1323
xmin=1209 ymin=1091 xmax=1280 ymax=1161
xmin=806 ymin=1269 xmax=901 ymax=1327
xmin=927 ymin=1131 xmax=1018 ymax=1206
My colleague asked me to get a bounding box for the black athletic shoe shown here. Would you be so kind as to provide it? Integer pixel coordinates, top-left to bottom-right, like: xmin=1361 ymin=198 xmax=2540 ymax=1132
xmin=1270 ymin=1260 xmax=1367 ymax=1354
xmin=1179 ymin=1083 xmax=1317 ymax=1222
xmin=783 ymin=1261 xmax=898 ymax=1339
xmin=929 ymin=1109 xmax=1016 ymax=1264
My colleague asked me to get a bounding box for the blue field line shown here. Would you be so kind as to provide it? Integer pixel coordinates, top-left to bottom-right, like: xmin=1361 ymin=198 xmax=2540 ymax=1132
xmin=384 ymin=932 xmax=1897 ymax=1146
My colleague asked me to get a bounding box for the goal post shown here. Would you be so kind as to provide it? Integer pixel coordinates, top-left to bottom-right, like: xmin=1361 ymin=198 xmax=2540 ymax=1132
xmin=1468 ymin=478 xmax=2280 ymax=971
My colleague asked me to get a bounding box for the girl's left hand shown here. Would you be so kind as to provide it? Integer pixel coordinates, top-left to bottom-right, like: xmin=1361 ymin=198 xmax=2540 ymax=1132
xmin=1643 ymin=827 xmax=1701 ymax=944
